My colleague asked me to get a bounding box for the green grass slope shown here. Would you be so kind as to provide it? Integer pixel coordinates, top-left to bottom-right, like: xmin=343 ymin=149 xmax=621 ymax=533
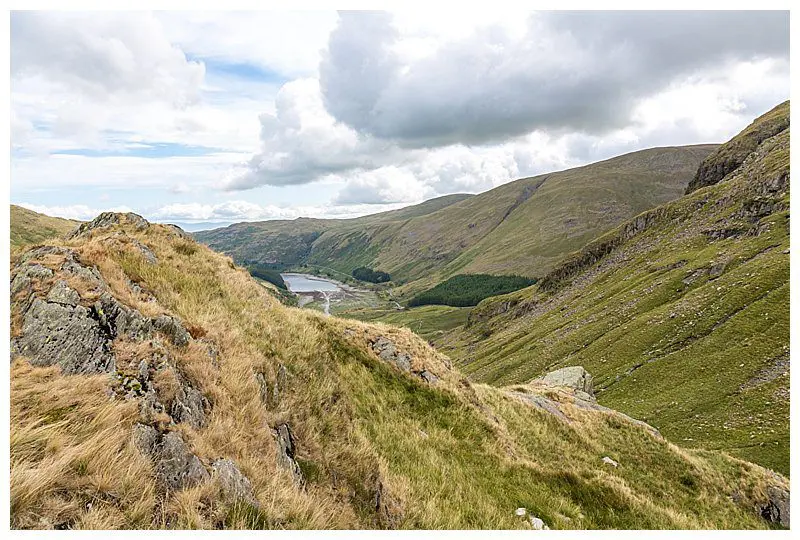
xmin=196 ymin=146 xmax=715 ymax=293
xmin=10 ymin=204 xmax=81 ymax=251
xmin=9 ymin=213 xmax=789 ymax=529
xmin=443 ymin=102 xmax=790 ymax=475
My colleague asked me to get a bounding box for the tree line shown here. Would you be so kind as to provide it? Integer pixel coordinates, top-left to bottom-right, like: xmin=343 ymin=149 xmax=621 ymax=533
xmin=408 ymin=274 xmax=536 ymax=307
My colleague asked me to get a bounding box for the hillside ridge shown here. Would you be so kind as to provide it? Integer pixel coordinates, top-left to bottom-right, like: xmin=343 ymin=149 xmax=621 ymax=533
xmin=9 ymin=210 xmax=789 ymax=529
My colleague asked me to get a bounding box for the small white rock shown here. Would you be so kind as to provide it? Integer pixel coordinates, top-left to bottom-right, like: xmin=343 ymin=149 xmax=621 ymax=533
xmin=602 ymin=456 xmax=619 ymax=467
xmin=515 ymin=507 xmax=527 ymax=517
xmin=529 ymin=516 xmax=549 ymax=530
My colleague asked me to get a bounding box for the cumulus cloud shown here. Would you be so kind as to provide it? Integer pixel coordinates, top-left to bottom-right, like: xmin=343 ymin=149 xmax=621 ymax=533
xmin=319 ymin=11 xmax=789 ymax=147
xmin=221 ymin=79 xmax=405 ymax=190
xmin=11 ymin=11 xmax=205 ymax=106
xmin=333 ymin=167 xmax=428 ymax=204
xmin=18 ymin=203 xmax=134 ymax=221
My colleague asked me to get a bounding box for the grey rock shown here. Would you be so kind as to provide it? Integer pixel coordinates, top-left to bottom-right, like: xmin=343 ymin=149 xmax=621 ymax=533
xmin=132 ymin=239 xmax=158 ymax=264
xmin=273 ymin=364 xmax=288 ymax=404
xmin=760 ymin=485 xmax=790 ymax=528
xmin=69 ymin=212 xmax=150 ymax=239
xmin=94 ymin=293 xmax=154 ymax=341
xmin=539 ymin=366 xmax=594 ymax=397
xmin=46 ymin=280 xmax=80 ymax=306
xmin=274 ymin=423 xmax=304 ymax=485
xmin=14 ymin=297 xmax=115 ymax=375
xmin=708 ymin=262 xmax=726 ymax=279
xmin=10 ymin=263 xmax=53 ymax=297
xmin=371 ymin=336 xmax=412 ymax=372
xmin=602 ymin=456 xmax=619 ymax=467
xmin=154 ymin=315 xmax=191 ymax=347
xmin=529 ymin=516 xmax=549 ymax=530
xmin=155 ymin=432 xmax=210 ymax=490
xmin=212 ymin=458 xmax=256 ymax=503
xmin=417 ymin=370 xmax=439 ymax=384
xmin=133 ymin=423 xmax=160 ymax=456
xmin=170 ymin=379 xmax=207 ymax=429
xmin=138 ymin=360 xmax=150 ymax=385
xmin=139 ymin=390 xmax=167 ymax=424
xmin=510 ymin=391 xmax=570 ymax=423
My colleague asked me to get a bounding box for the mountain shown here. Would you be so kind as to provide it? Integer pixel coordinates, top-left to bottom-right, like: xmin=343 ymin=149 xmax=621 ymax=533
xmin=9 ymin=212 xmax=788 ymax=529
xmin=441 ymin=101 xmax=790 ymax=475
xmin=195 ymin=145 xmax=716 ymax=293
xmin=10 ymin=204 xmax=81 ymax=251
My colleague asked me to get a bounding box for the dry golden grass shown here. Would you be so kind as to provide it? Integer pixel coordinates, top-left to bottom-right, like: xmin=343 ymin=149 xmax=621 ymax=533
xmin=9 ymin=220 xmax=789 ymax=529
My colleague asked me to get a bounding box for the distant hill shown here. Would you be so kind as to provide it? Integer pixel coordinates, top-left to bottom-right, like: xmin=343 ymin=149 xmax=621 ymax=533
xmin=195 ymin=146 xmax=716 ymax=295
xmin=443 ymin=101 xmax=790 ymax=475
xmin=10 ymin=205 xmax=81 ymax=251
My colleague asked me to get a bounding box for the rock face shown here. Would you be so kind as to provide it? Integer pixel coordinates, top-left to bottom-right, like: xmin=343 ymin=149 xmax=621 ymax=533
xmin=372 ymin=337 xmax=412 ymax=371
xmin=212 ymin=459 xmax=256 ymax=503
xmin=538 ymin=366 xmax=594 ymax=399
xmin=760 ymin=485 xmax=790 ymax=528
xmin=369 ymin=336 xmax=440 ymax=385
xmin=274 ymin=423 xmax=304 ymax=485
xmin=69 ymin=211 xmax=150 ymax=239
xmin=15 ymin=296 xmax=116 ymax=375
xmin=134 ymin=425 xmax=210 ymax=490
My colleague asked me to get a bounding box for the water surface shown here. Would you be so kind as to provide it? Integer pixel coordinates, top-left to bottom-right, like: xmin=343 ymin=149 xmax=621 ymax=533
xmin=281 ymin=273 xmax=342 ymax=293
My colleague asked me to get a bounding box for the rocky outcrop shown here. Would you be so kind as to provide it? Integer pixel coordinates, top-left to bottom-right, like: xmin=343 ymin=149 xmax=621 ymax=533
xmin=134 ymin=424 xmax=210 ymax=491
xmin=69 ymin=212 xmax=150 ymax=239
xmin=211 ymin=459 xmax=256 ymax=504
xmin=15 ymin=296 xmax=116 ymax=374
xmin=685 ymin=101 xmax=789 ymax=195
xmin=760 ymin=484 xmax=790 ymax=528
xmin=510 ymin=370 xmax=662 ymax=439
xmin=537 ymin=366 xmax=594 ymax=400
xmin=274 ymin=423 xmax=304 ymax=486
xmin=372 ymin=337 xmax=411 ymax=371
xmin=370 ymin=336 xmax=440 ymax=385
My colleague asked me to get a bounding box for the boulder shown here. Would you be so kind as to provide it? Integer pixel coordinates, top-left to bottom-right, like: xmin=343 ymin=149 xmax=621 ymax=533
xmin=760 ymin=484 xmax=790 ymax=528
xmin=155 ymin=431 xmax=210 ymax=490
xmin=13 ymin=297 xmax=115 ymax=375
xmin=212 ymin=459 xmax=256 ymax=503
xmin=539 ymin=366 xmax=594 ymax=398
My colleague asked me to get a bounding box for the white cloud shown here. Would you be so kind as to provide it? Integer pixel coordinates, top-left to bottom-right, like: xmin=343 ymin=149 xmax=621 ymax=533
xmin=18 ymin=203 xmax=134 ymax=221
xmin=12 ymin=12 xmax=205 ymax=106
xmin=10 ymin=10 xmax=791 ymax=227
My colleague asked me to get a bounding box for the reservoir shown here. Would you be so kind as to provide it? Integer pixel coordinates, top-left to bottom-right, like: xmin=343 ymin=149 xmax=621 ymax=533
xmin=281 ymin=273 xmax=342 ymax=293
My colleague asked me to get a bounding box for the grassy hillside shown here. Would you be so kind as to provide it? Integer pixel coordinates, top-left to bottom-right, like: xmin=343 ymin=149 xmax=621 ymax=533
xmin=196 ymin=145 xmax=715 ymax=294
xmin=9 ymin=212 xmax=788 ymax=529
xmin=10 ymin=204 xmax=81 ymax=251
xmin=443 ymin=102 xmax=790 ymax=475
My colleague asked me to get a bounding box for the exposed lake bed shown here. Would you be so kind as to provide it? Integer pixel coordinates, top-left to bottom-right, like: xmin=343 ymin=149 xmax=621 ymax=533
xmin=281 ymin=273 xmax=385 ymax=315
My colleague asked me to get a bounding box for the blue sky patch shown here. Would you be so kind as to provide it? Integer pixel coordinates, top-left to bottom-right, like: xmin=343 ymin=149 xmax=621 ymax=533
xmin=188 ymin=54 xmax=287 ymax=84
xmin=52 ymin=142 xmax=225 ymax=159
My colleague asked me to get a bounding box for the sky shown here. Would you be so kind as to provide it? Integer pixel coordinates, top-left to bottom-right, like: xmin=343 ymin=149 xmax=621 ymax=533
xmin=9 ymin=9 xmax=790 ymax=231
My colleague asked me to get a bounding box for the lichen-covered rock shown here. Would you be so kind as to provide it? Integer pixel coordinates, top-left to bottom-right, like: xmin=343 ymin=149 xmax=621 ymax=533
xmin=274 ymin=423 xmax=304 ymax=485
xmin=94 ymin=293 xmax=154 ymax=341
xmin=170 ymin=378 xmax=208 ymax=429
xmin=45 ymin=280 xmax=81 ymax=306
xmin=155 ymin=432 xmax=210 ymax=490
xmin=212 ymin=459 xmax=256 ymax=503
xmin=10 ymin=263 xmax=53 ymax=298
xmin=69 ymin=212 xmax=150 ymax=239
xmin=154 ymin=315 xmax=191 ymax=347
xmin=371 ymin=336 xmax=411 ymax=371
xmin=13 ymin=297 xmax=115 ymax=374
xmin=760 ymin=484 xmax=790 ymax=528
xmin=538 ymin=366 xmax=594 ymax=399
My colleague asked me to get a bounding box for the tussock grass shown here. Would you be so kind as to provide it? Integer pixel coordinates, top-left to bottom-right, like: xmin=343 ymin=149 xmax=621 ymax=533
xmin=9 ymin=217 xmax=787 ymax=529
